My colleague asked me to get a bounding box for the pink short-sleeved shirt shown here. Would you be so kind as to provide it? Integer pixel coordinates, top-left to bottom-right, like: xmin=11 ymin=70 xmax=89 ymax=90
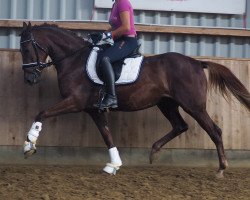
xmin=109 ymin=0 xmax=137 ymax=36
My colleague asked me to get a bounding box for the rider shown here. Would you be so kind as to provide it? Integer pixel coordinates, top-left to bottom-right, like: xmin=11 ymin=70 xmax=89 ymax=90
xmin=97 ymin=0 xmax=138 ymax=110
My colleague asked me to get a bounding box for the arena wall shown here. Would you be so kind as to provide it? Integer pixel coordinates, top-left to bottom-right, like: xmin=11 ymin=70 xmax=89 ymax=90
xmin=0 ymin=49 xmax=249 ymax=149
xmin=0 ymin=49 xmax=249 ymax=165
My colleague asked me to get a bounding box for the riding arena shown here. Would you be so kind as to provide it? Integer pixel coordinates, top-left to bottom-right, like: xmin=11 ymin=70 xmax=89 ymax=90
xmin=0 ymin=0 xmax=249 ymax=199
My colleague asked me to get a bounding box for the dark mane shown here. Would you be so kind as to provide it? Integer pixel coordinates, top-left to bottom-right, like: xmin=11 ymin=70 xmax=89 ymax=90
xmin=32 ymin=23 xmax=82 ymax=41
xmin=20 ymin=23 xmax=87 ymax=44
xmin=32 ymin=23 xmax=59 ymax=29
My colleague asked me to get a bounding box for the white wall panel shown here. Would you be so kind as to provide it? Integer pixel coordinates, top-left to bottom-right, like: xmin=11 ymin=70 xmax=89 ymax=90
xmin=0 ymin=0 xmax=248 ymax=29
xmin=95 ymin=0 xmax=246 ymax=15
xmin=0 ymin=0 xmax=249 ymax=58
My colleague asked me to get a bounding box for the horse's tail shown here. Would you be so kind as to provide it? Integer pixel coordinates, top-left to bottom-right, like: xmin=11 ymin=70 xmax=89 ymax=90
xmin=201 ymin=61 xmax=250 ymax=111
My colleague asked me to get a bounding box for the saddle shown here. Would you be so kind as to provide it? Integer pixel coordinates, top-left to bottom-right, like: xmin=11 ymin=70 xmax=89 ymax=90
xmin=86 ymin=33 xmax=144 ymax=85
xmin=96 ymin=44 xmax=142 ymax=82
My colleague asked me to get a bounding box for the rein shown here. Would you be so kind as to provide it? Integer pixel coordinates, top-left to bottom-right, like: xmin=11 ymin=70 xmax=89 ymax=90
xmin=21 ymin=32 xmax=90 ymax=70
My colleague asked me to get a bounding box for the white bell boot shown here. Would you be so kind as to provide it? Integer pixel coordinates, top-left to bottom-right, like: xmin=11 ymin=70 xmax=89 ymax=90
xmin=103 ymin=147 xmax=122 ymax=175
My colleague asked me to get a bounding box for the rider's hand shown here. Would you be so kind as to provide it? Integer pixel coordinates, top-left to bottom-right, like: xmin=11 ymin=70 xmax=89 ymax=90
xmin=88 ymin=32 xmax=114 ymax=46
xmin=99 ymin=32 xmax=114 ymax=46
xmin=103 ymin=32 xmax=112 ymax=39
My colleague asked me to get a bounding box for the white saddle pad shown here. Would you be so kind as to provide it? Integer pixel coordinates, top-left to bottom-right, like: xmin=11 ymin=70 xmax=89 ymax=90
xmin=86 ymin=47 xmax=144 ymax=85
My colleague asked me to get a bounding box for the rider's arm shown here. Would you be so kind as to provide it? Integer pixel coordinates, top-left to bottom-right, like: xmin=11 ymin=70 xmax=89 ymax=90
xmin=106 ymin=26 xmax=114 ymax=32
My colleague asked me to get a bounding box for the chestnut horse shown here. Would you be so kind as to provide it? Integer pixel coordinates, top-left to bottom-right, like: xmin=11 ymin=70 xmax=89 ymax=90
xmin=20 ymin=22 xmax=250 ymax=177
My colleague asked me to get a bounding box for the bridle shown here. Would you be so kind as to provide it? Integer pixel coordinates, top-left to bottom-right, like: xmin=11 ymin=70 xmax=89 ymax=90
xmin=20 ymin=32 xmax=52 ymax=71
xmin=20 ymin=32 xmax=90 ymax=76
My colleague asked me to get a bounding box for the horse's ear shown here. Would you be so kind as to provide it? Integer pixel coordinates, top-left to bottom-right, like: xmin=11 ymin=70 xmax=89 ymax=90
xmin=23 ymin=22 xmax=28 ymax=29
xmin=22 ymin=22 xmax=31 ymax=30
xmin=20 ymin=22 xmax=29 ymax=35
xmin=20 ymin=21 xmax=31 ymax=36
xmin=28 ymin=21 xmax=32 ymax=28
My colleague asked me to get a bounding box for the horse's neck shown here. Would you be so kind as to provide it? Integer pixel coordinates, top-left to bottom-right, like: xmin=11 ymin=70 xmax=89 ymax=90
xmin=42 ymin=29 xmax=89 ymax=63
xmin=53 ymin=43 xmax=91 ymax=97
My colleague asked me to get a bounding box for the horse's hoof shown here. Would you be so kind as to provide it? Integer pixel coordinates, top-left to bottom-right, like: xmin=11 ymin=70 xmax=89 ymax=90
xmin=103 ymin=163 xmax=121 ymax=175
xmin=215 ymin=170 xmax=224 ymax=179
xmin=24 ymin=149 xmax=36 ymax=159
xmin=23 ymin=141 xmax=36 ymax=159
xmin=224 ymin=160 xmax=229 ymax=168
xmin=149 ymin=149 xmax=159 ymax=164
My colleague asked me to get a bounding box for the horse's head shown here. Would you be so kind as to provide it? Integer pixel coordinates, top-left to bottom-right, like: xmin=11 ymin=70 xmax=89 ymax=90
xmin=20 ymin=22 xmax=49 ymax=85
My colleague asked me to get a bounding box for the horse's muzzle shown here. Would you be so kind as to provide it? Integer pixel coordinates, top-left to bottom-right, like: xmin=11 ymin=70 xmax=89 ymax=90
xmin=24 ymin=72 xmax=41 ymax=85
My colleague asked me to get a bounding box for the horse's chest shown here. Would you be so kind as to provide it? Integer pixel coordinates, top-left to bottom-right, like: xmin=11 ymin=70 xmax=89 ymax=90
xmin=57 ymin=80 xmax=75 ymax=98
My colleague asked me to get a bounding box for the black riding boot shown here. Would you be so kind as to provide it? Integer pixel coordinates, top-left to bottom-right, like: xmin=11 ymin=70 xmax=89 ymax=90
xmin=99 ymin=57 xmax=118 ymax=110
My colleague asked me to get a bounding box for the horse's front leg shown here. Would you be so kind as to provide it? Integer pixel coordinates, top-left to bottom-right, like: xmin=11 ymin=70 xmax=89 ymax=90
xmin=88 ymin=111 xmax=122 ymax=175
xmin=24 ymin=97 xmax=80 ymax=158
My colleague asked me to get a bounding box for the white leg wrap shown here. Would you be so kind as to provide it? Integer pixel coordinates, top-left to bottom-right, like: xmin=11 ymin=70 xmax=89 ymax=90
xmin=23 ymin=122 xmax=42 ymax=157
xmin=109 ymin=147 xmax=122 ymax=166
xmin=27 ymin=122 xmax=42 ymax=143
xmin=103 ymin=147 xmax=122 ymax=175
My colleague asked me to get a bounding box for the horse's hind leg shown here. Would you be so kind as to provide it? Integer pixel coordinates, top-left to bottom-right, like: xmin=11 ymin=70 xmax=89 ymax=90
xmin=150 ymin=99 xmax=188 ymax=163
xmin=186 ymin=108 xmax=228 ymax=178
